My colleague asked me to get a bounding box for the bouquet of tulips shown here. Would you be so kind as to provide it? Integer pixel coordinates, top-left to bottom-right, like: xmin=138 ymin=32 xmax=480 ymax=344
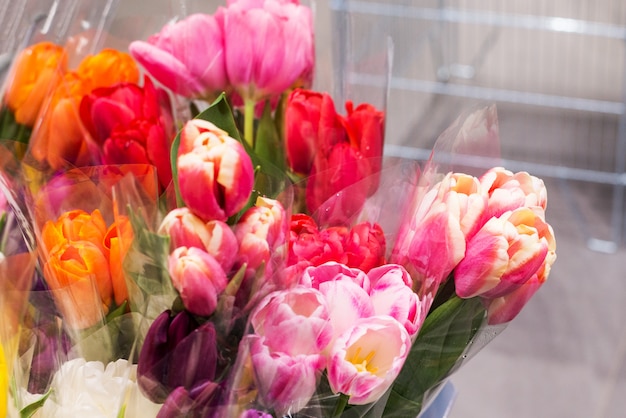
xmin=0 ymin=0 xmax=557 ymax=417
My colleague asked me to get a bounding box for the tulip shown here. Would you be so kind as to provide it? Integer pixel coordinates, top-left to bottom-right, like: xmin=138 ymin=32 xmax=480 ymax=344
xmin=5 ymin=42 xmax=67 ymax=126
xmin=342 ymin=101 xmax=385 ymax=193
xmin=250 ymin=287 xmax=333 ymax=356
xmin=43 ymin=241 xmax=112 ymax=329
xmin=454 ymin=207 xmax=556 ymax=299
xmin=103 ymin=215 xmax=133 ymax=307
xmin=177 ymin=119 xmax=254 ymax=222
xmin=301 ymin=262 xmax=373 ymax=338
xmin=327 ymin=316 xmax=411 ymax=405
xmin=168 ymin=247 xmax=228 ymax=317
xmin=367 ymin=264 xmax=422 ymax=336
xmin=247 ymin=335 xmax=323 ymax=415
xmin=284 ymin=89 xmax=346 ymax=175
xmin=129 ymin=13 xmax=227 ymax=100
xmin=41 ymin=209 xmax=108 ymax=254
xmin=306 ymin=142 xmax=371 ymax=223
xmin=240 ymin=409 xmax=272 ymax=418
xmin=137 ymin=310 xmax=218 ymax=403
xmin=159 ymin=208 xmax=238 ymax=273
xmin=343 ymin=222 xmax=386 ymax=273
xmin=480 ymin=167 xmax=548 ymax=221
xmin=79 ymin=78 xmax=174 ymax=190
xmin=394 ymin=172 xmax=484 ymax=295
xmin=158 ymin=381 xmax=220 ymax=418
xmin=235 ymin=197 xmax=287 ymax=284
xmin=40 ymin=209 xmax=113 ymax=329
xmin=223 ymin=0 xmax=314 ymax=103
xmin=29 ymin=49 xmax=139 ymax=170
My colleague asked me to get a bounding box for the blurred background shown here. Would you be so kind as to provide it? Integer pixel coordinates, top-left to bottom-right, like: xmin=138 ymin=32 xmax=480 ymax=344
xmin=324 ymin=0 xmax=626 ymax=417
xmin=2 ymin=0 xmax=625 ymax=417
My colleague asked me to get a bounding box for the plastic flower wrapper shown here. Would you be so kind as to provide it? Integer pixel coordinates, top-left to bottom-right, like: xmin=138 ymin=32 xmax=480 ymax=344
xmin=0 ymin=0 xmax=127 ymax=155
xmin=0 ymin=189 xmax=39 ymax=417
xmin=374 ymin=106 xmax=557 ymax=417
xmin=20 ymin=162 xmax=163 ymax=369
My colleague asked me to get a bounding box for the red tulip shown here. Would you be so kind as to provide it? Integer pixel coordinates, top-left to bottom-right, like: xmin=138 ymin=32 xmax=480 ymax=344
xmin=80 ymin=78 xmax=174 ymax=190
xmin=284 ymin=89 xmax=346 ymax=175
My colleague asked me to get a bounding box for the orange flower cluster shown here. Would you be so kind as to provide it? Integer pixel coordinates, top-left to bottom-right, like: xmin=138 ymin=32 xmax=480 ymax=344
xmin=40 ymin=209 xmax=133 ymax=329
xmin=6 ymin=42 xmax=140 ymax=170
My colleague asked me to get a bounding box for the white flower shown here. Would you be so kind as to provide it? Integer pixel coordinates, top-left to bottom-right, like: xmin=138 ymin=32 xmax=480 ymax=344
xmin=39 ymin=358 xmax=160 ymax=418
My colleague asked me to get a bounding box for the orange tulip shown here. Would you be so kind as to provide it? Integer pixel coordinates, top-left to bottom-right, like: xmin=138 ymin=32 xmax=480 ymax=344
xmin=29 ymin=49 xmax=140 ymax=170
xmin=5 ymin=42 xmax=67 ymax=126
xmin=41 ymin=208 xmax=107 ymax=254
xmin=103 ymin=216 xmax=134 ymax=307
xmin=76 ymin=48 xmax=139 ymax=91
xmin=43 ymin=241 xmax=113 ymax=329
xmin=41 ymin=209 xmax=113 ymax=329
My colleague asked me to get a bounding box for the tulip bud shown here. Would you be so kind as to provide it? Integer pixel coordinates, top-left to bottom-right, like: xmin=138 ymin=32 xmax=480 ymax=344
xmin=455 ymin=207 xmax=556 ymax=299
xmin=5 ymin=42 xmax=67 ymax=126
xmin=137 ymin=310 xmax=218 ymax=403
xmin=168 ymin=247 xmax=228 ymax=317
xmin=177 ymin=119 xmax=254 ymax=222
xmin=367 ymin=264 xmax=423 ymax=336
xmin=235 ymin=197 xmax=287 ymax=280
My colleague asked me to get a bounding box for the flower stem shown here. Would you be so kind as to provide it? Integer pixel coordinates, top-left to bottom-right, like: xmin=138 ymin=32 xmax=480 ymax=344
xmin=332 ymin=393 xmax=349 ymax=417
xmin=244 ymin=98 xmax=256 ymax=150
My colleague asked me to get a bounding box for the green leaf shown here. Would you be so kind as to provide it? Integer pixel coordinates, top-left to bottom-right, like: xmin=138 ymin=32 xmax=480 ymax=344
xmin=383 ymin=296 xmax=486 ymax=417
xmin=20 ymin=388 xmax=51 ymax=418
xmin=0 ymin=107 xmax=32 ymax=146
xmin=105 ymin=300 xmax=128 ymax=323
xmin=123 ymin=207 xmax=176 ymax=317
xmin=254 ymin=100 xmax=285 ymax=171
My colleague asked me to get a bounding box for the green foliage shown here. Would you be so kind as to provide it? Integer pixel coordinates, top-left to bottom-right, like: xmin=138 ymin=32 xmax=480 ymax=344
xmin=383 ymin=296 xmax=486 ymax=417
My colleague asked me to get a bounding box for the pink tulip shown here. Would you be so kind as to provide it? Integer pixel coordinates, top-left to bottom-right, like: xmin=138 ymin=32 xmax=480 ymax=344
xmin=251 ymin=287 xmax=333 ymax=356
xmin=235 ymin=197 xmax=288 ymax=281
xmin=177 ymin=119 xmax=254 ymax=222
xmin=159 ymin=208 xmax=238 ymax=273
xmin=247 ymin=335 xmax=324 ymax=415
xmin=480 ymin=167 xmax=548 ymax=221
xmin=129 ymin=13 xmax=227 ymax=99
xmin=301 ymin=262 xmax=373 ymax=338
xmin=393 ymin=172 xmax=485 ymax=295
xmin=327 ymin=316 xmax=411 ymax=405
xmin=168 ymin=247 xmax=228 ymax=316
xmin=454 ymin=207 xmax=556 ymax=299
xmin=367 ymin=264 xmax=423 ymax=336
xmin=222 ymin=0 xmax=314 ymax=102
xmin=159 ymin=207 xmax=214 ymax=251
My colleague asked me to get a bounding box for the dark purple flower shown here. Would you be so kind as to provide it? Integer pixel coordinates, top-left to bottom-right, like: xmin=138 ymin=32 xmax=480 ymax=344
xmin=137 ymin=310 xmax=218 ymax=403
xmin=157 ymin=381 xmax=220 ymax=418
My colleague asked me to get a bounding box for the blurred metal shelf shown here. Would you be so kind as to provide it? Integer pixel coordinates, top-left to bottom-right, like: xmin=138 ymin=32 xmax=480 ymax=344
xmin=331 ymin=0 xmax=626 ymax=253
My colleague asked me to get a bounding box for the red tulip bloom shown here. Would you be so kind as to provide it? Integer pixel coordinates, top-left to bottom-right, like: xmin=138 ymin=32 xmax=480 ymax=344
xmin=80 ymin=78 xmax=175 ymax=190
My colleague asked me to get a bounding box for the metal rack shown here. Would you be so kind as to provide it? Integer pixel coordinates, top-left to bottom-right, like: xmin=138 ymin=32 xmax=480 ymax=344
xmin=330 ymin=0 xmax=626 ymax=252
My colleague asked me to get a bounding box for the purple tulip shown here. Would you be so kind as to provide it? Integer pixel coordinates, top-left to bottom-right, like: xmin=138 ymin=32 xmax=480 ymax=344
xmin=157 ymin=381 xmax=220 ymax=418
xmin=137 ymin=310 xmax=218 ymax=403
